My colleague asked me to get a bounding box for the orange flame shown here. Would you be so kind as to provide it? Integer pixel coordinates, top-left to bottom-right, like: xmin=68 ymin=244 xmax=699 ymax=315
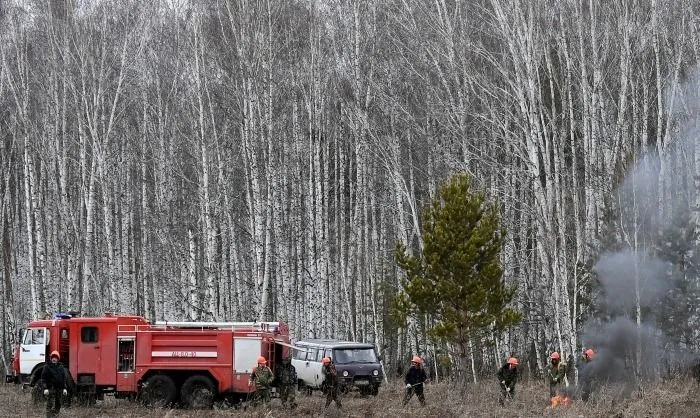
xmin=549 ymin=394 xmax=572 ymax=408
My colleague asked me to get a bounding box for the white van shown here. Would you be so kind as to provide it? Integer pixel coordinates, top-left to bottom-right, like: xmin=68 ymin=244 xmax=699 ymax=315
xmin=292 ymin=339 xmax=384 ymax=396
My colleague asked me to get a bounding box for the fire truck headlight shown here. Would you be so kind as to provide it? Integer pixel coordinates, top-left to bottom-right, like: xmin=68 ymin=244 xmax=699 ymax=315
xmin=373 ymin=370 xmax=379 ymax=376
xmin=342 ymin=371 xmax=349 ymax=377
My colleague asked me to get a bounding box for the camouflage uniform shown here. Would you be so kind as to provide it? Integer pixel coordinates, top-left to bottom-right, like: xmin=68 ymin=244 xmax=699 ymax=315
xmin=546 ymin=361 xmax=568 ymax=397
xmin=322 ymin=362 xmax=342 ymax=408
xmin=496 ymin=363 xmax=518 ymax=404
xmin=249 ymin=365 xmax=274 ymax=406
xmin=275 ymin=358 xmax=297 ymax=408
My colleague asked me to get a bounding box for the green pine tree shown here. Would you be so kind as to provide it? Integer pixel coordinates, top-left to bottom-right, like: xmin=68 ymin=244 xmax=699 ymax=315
xmin=392 ymin=173 xmax=521 ymax=363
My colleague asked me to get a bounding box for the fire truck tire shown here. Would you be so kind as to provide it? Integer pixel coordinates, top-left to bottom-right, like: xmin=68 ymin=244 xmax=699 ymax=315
xmin=31 ymin=378 xmax=47 ymax=405
xmin=181 ymin=375 xmax=216 ymax=409
xmin=140 ymin=375 xmax=177 ymax=408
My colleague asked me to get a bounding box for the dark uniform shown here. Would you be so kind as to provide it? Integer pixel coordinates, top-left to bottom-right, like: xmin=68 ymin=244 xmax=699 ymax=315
xmin=497 ymin=362 xmax=518 ymax=404
xmin=249 ymin=364 xmax=274 ymax=406
xmin=41 ymin=360 xmax=67 ymax=418
xmin=322 ymin=361 xmax=342 ymax=408
xmin=403 ymin=363 xmax=427 ymax=406
xmin=275 ymin=358 xmax=297 ymax=408
xmin=578 ymin=350 xmax=595 ymax=401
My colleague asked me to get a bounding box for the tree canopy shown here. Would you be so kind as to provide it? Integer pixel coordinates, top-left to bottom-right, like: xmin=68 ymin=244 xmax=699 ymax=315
xmin=392 ymin=173 xmax=521 ymax=354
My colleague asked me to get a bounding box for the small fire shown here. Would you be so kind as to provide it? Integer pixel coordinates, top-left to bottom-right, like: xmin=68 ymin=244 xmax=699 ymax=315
xmin=549 ymin=394 xmax=572 ymax=408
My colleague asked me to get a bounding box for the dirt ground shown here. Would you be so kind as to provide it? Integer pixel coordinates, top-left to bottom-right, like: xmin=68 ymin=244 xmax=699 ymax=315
xmin=1 ymin=378 xmax=699 ymax=418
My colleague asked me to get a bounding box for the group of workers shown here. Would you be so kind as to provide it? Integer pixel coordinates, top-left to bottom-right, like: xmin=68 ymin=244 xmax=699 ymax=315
xmin=497 ymin=348 xmax=597 ymax=406
xmin=247 ymin=354 xmax=342 ymax=409
xmin=39 ymin=347 xmax=600 ymax=415
xmin=246 ymin=353 xmax=429 ymax=409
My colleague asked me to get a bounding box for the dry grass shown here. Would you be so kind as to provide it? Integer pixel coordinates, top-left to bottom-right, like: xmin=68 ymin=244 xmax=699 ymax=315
xmin=1 ymin=379 xmax=699 ymax=418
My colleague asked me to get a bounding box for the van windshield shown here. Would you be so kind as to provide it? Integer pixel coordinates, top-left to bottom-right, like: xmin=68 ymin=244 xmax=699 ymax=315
xmin=333 ymin=348 xmax=378 ymax=364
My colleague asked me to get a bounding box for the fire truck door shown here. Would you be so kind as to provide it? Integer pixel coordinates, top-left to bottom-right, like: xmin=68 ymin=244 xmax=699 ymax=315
xmin=76 ymin=325 xmax=117 ymax=384
xmin=20 ymin=328 xmax=48 ymax=375
xmin=233 ymin=337 xmax=261 ymax=373
xmin=77 ymin=326 xmax=101 ymax=378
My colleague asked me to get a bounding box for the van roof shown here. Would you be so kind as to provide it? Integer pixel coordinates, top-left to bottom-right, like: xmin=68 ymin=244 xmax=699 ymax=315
xmin=295 ymin=339 xmax=375 ymax=348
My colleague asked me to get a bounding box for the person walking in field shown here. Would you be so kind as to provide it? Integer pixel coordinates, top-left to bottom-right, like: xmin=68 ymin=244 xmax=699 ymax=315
xmin=578 ymin=348 xmax=595 ymax=401
xmin=403 ymin=355 xmax=427 ymax=407
xmin=322 ymin=357 xmax=342 ymax=408
xmin=249 ymin=356 xmax=274 ymax=407
xmin=275 ymin=354 xmax=297 ymax=409
xmin=547 ymin=351 xmax=568 ymax=398
xmin=41 ymin=351 xmax=68 ymax=418
xmin=497 ymin=357 xmax=519 ymax=405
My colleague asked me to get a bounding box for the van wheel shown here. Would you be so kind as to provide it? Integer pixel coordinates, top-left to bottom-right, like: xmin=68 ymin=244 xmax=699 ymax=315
xmin=298 ymin=380 xmax=312 ymax=396
xmin=140 ymin=375 xmax=177 ymax=408
xmin=181 ymin=375 xmax=215 ymax=409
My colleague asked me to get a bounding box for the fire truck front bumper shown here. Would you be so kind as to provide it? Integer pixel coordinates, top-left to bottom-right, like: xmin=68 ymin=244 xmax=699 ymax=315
xmin=6 ymin=373 xmax=18 ymax=384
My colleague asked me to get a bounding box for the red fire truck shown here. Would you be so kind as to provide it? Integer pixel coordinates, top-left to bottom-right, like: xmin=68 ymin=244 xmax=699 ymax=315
xmin=5 ymin=313 xmax=292 ymax=408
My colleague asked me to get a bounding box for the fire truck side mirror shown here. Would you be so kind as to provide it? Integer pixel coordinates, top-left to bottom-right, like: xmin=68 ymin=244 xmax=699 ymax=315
xmin=17 ymin=329 xmax=24 ymax=344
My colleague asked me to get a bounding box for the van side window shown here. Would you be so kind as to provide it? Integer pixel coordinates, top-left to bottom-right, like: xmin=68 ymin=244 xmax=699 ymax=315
xmin=316 ymin=349 xmax=325 ymax=362
xmin=308 ymin=348 xmax=317 ymax=362
xmin=81 ymin=327 xmax=98 ymax=343
xmin=295 ymin=347 xmax=307 ymax=360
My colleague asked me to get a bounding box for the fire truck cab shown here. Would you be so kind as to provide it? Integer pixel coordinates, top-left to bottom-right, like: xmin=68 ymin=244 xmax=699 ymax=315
xmin=7 ymin=313 xmax=292 ymax=408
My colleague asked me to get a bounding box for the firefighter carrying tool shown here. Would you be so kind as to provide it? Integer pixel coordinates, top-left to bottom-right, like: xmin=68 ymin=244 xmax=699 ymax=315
xmin=8 ymin=313 xmax=292 ymax=409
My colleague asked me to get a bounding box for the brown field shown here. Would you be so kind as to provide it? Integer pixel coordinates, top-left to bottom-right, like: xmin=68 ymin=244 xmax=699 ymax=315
xmin=1 ymin=379 xmax=699 ymax=418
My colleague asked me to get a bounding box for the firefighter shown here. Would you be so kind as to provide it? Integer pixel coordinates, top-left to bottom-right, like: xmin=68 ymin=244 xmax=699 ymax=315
xmin=403 ymin=355 xmax=427 ymax=407
xmin=275 ymin=354 xmax=297 ymax=409
xmin=41 ymin=351 xmax=67 ymax=418
xmin=578 ymin=348 xmax=595 ymax=401
xmin=547 ymin=351 xmax=568 ymax=398
xmin=249 ymin=356 xmax=274 ymax=407
xmin=322 ymin=357 xmax=342 ymax=408
xmin=497 ymin=357 xmax=519 ymax=405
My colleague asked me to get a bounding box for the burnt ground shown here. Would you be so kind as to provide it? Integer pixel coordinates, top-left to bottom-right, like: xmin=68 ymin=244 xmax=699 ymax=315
xmin=1 ymin=378 xmax=699 ymax=418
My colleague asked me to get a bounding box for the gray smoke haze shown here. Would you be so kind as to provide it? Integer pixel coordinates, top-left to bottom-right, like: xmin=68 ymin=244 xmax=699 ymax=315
xmin=582 ymin=317 xmax=661 ymax=379
xmin=579 ymin=70 xmax=700 ymax=395
xmin=593 ymin=250 xmax=670 ymax=316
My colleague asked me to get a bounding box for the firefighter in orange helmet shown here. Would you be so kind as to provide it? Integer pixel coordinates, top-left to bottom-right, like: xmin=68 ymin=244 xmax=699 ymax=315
xmin=497 ymin=357 xmax=519 ymax=405
xmin=403 ymin=355 xmax=427 ymax=407
xmin=546 ymin=351 xmax=568 ymax=398
xmin=322 ymin=357 xmax=341 ymax=408
xmin=248 ymin=356 xmax=274 ymax=407
xmin=578 ymin=348 xmax=595 ymax=401
xmin=41 ymin=351 xmax=68 ymax=418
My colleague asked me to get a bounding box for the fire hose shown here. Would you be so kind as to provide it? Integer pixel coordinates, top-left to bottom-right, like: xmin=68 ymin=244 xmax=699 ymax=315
xmin=500 ymin=381 xmax=514 ymax=399
xmin=405 ymin=380 xmax=427 ymax=389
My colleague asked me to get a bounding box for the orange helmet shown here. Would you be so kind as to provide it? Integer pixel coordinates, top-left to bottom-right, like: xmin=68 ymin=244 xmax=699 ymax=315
xmin=585 ymin=348 xmax=595 ymax=359
xmin=411 ymin=356 xmax=422 ymax=364
xmin=550 ymin=352 xmax=560 ymax=360
xmin=50 ymin=351 xmax=60 ymax=360
xmin=257 ymin=356 xmax=267 ymax=364
xmin=322 ymin=357 xmax=331 ymax=365
xmin=507 ymin=357 xmax=519 ymax=365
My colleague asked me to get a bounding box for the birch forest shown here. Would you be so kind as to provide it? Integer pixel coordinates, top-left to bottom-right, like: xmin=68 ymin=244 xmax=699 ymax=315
xmin=2 ymin=0 xmax=700 ymax=380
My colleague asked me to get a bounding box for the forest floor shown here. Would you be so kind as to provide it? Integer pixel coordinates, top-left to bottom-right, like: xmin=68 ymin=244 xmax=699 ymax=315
xmin=1 ymin=378 xmax=699 ymax=418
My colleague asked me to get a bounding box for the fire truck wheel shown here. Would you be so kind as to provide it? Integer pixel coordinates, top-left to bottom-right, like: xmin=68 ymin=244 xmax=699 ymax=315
xmin=140 ymin=375 xmax=177 ymax=408
xmin=31 ymin=379 xmax=47 ymax=405
xmin=181 ymin=375 xmax=216 ymax=409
